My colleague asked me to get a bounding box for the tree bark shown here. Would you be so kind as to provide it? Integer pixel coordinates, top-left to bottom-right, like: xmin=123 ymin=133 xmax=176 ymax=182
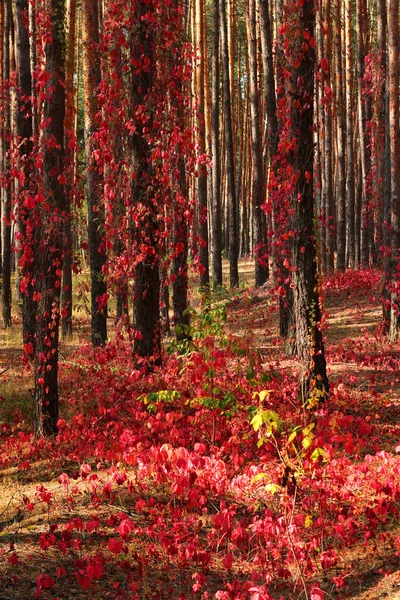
xmin=345 ymin=0 xmax=356 ymax=268
xmin=357 ymin=0 xmax=372 ymax=267
xmin=2 ymin=0 xmax=12 ymax=328
xmin=387 ymin=0 xmax=400 ymax=341
xmin=211 ymin=0 xmax=222 ymax=287
xmin=14 ymin=0 xmax=35 ymax=337
xmin=323 ymin=0 xmax=335 ymax=271
xmin=131 ymin=0 xmax=161 ymax=369
xmin=34 ymin=0 xmax=66 ymax=437
xmin=194 ymin=0 xmax=209 ymax=288
xmin=246 ymin=0 xmax=268 ymax=286
xmin=334 ymin=0 xmax=346 ymax=271
xmin=82 ymin=0 xmax=107 ymax=346
xmin=220 ymin=0 xmax=239 ymax=287
xmin=287 ymin=0 xmax=329 ymax=399
xmin=62 ymin=0 xmax=77 ymax=338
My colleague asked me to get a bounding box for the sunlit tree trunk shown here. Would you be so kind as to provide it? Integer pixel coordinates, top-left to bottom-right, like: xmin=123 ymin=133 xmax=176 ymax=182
xmin=220 ymin=0 xmax=239 ymax=287
xmin=335 ymin=0 xmax=346 ymax=271
xmin=82 ymin=0 xmax=107 ymax=345
xmin=246 ymin=0 xmax=268 ymax=286
xmin=345 ymin=0 xmax=355 ymax=268
xmin=376 ymin=0 xmax=386 ymax=262
xmin=357 ymin=0 xmax=372 ymax=266
xmin=62 ymin=0 xmax=77 ymax=338
xmin=323 ymin=0 xmax=335 ymax=271
xmin=211 ymin=0 xmax=222 ymax=287
xmin=380 ymin=0 xmax=390 ymax=329
xmin=387 ymin=0 xmax=400 ymax=341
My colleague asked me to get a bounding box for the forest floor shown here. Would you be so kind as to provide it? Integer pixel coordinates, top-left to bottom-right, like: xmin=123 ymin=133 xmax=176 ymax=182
xmin=0 ymin=262 xmax=399 ymax=599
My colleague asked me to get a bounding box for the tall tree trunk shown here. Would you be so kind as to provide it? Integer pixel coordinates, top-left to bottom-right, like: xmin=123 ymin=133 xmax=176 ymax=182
xmin=387 ymin=0 xmax=400 ymax=341
xmin=2 ymin=0 xmax=12 ymax=328
xmin=34 ymin=0 xmax=66 ymax=437
xmin=194 ymin=0 xmax=209 ymax=288
xmin=28 ymin=1 xmax=38 ymax=137
xmin=14 ymin=0 xmax=35 ymax=337
xmin=287 ymin=0 xmax=329 ymax=399
xmin=62 ymin=0 xmax=77 ymax=338
xmin=345 ymin=0 xmax=356 ymax=268
xmin=257 ymin=0 xmax=278 ymax=165
xmin=246 ymin=0 xmax=268 ymax=286
xmin=376 ymin=0 xmax=386 ymax=265
xmin=0 ymin=0 xmax=4 ymax=281
xmin=220 ymin=0 xmax=239 ymax=287
xmin=335 ymin=0 xmax=346 ymax=271
xmin=357 ymin=0 xmax=372 ymax=267
xmin=323 ymin=0 xmax=335 ymax=271
xmin=211 ymin=0 xmax=222 ymax=287
xmin=82 ymin=0 xmax=107 ymax=345
xmin=382 ymin=40 xmax=391 ymax=330
xmin=131 ymin=0 xmax=161 ymax=369
xmin=171 ymin=0 xmax=191 ymax=341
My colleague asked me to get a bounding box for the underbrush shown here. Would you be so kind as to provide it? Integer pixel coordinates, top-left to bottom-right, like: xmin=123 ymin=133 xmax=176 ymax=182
xmin=0 ymin=288 xmax=400 ymax=599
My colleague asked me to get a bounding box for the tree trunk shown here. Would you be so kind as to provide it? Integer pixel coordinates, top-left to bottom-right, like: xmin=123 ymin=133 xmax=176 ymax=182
xmin=131 ymin=0 xmax=161 ymax=369
xmin=211 ymin=0 xmax=222 ymax=287
xmin=257 ymin=0 xmax=278 ymax=165
xmin=382 ymin=46 xmax=391 ymax=331
xmin=82 ymin=0 xmax=107 ymax=346
xmin=14 ymin=0 xmax=35 ymax=337
xmin=335 ymin=0 xmax=346 ymax=271
xmin=357 ymin=0 xmax=372 ymax=267
xmin=34 ymin=0 xmax=66 ymax=437
xmin=194 ymin=0 xmax=209 ymax=288
xmin=345 ymin=0 xmax=356 ymax=268
xmin=287 ymin=0 xmax=329 ymax=399
xmin=387 ymin=0 xmax=400 ymax=341
xmin=220 ymin=0 xmax=239 ymax=287
xmin=246 ymin=0 xmax=268 ymax=286
xmin=323 ymin=0 xmax=335 ymax=271
xmin=28 ymin=1 xmax=38 ymax=137
xmin=376 ymin=0 xmax=386 ymax=266
xmin=2 ymin=0 xmax=12 ymax=328
xmin=62 ymin=0 xmax=77 ymax=338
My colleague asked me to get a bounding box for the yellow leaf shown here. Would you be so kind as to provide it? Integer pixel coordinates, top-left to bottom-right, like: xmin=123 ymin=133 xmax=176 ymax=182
xmin=265 ymin=483 xmax=281 ymax=495
xmin=305 ymin=515 xmax=313 ymax=528
xmin=251 ymin=472 xmax=269 ymax=484
xmin=259 ymin=390 xmax=273 ymax=402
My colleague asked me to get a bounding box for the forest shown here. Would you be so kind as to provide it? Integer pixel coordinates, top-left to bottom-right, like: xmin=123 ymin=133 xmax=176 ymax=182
xmin=0 ymin=0 xmax=399 ymax=597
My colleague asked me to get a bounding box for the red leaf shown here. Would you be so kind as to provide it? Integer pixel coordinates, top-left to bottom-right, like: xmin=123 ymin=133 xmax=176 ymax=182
xmin=36 ymin=574 xmax=55 ymax=589
xmin=223 ymin=552 xmax=233 ymax=569
xmin=108 ymin=537 xmax=123 ymax=554
xmin=23 ymin=343 xmax=34 ymax=356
